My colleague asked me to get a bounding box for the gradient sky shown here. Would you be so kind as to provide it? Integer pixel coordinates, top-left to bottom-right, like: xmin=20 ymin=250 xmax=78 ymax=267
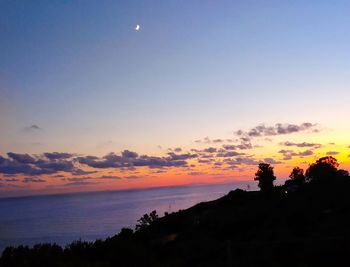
xmin=1 ymin=1 xmax=350 ymax=197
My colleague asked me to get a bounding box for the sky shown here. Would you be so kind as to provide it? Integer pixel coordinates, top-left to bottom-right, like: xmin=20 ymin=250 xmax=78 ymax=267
xmin=1 ymin=0 xmax=350 ymax=197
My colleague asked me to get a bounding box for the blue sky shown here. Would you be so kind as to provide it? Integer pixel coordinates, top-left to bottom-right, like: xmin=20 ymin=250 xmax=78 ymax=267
xmin=1 ymin=1 xmax=350 ymax=196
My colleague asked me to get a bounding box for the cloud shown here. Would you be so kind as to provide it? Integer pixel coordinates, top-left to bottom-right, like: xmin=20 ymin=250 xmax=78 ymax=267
xmin=133 ymin=156 xmax=188 ymax=168
xmin=63 ymin=181 xmax=98 ymax=187
xmin=298 ymin=150 xmax=313 ymax=156
xmin=326 ymin=151 xmax=339 ymax=156
xmin=23 ymin=124 xmax=43 ymax=133
xmin=4 ymin=178 xmax=20 ymax=182
xmin=167 ymin=152 xmax=198 ymax=160
xmin=236 ymin=142 xmax=253 ymax=150
xmin=223 ymin=156 xmax=260 ymax=166
xmin=121 ymin=150 xmax=139 ymax=158
xmin=29 ymin=125 xmax=41 ymax=130
xmin=216 ymin=151 xmax=243 ymax=158
xmin=75 ymin=155 xmax=104 ymax=167
xmin=0 ymin=153 xmax=75 ymax=175
xmin=263 ymin=158 xmax=282 ymax=164
xmin=76 ymin=150 xmax=190 ymax=170
xmin=188 ymin=171 xmax=205 ymax=176
xmin=71 ymin=169 xmax=97 ymax=176
xmin=7 ymin=152 xmax=36 ymax=164
xmin=23 ymin=177 xmax=46 ymax=183
xmin=194 ymin=137 xmax=211 ymax=144
xmin=194 ymin=137 xmax=225 ymax=144
xmin=64 ymin=177 xmax=93 ymax=183
xmin=221 ymin=142 xmax=253 ymax=151
xmin=197 ymin=158 xmax=213 ymax=164
xmin=280 ymin=141 xmax=321 ymax=148
xmin=44 ymin=152 xmax=74 ymax=160
xmin=236 ymin=123 xmax=317 ymax=137
xmin=222 ymin=156 xmax=281 ymax=168
xmin=278 ymin=149 xmax=294 ymax=153
xmin=278 ymin=149 xmax=314 ymax=160
xmin=34 ymin=159 xmax=75 ymax=174
xmin=240 ymin=137 xmax=251 ymax=142
xmin=0 ymin=182 xmax=25 ymax=189
xmin=202 ymin=147 xmax=217 ymax=153
xmin=222 ymin=145 xmax=236 ymax=151
xmin=150 ymin=169 xmax=166 ymax=174
xmin=100 ymin=175 xmax=121 ymax=180
xmin=0 ymin=155 xmax=39 ymax=175
xmin=125 ymin=175 xmax=140 ymax=179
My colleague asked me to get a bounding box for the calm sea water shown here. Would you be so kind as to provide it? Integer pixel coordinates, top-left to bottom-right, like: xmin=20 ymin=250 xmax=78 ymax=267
xmin=0 ymin=182 xmax=252 ymax=253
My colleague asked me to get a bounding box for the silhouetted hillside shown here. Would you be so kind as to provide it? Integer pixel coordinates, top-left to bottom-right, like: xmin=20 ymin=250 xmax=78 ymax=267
xmin=2 ymin=157 xmax=350 ymax=267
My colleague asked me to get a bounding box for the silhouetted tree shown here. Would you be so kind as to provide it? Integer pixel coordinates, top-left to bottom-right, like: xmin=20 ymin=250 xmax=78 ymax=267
xmin=290 ymin=167 xmax=305 ymax=184
xmin=284 ymin=167 xmax=305 ymax=192
xmin=305 ymin=156 xmax=340 ymax=183
xmin=254 ymin=163 xmax=276 ymax=192
xmin=135 ymin=210 xmax=158 ymax=231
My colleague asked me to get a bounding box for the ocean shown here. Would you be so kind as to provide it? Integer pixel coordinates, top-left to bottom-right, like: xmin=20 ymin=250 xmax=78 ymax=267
xmin=0 ymin=182 xmax=252 ymax=253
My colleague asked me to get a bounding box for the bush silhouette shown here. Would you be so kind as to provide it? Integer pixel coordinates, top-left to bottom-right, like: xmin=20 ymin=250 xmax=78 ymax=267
xmin=135 ymin=210 xmax=159 ymax=231
xmin=289 ymin=167 xmax=305 ymax=183
xmin=254 ymin=163 xmax=276 ymax=192
xmin=284 ymin=167 xmax=305 ymax=192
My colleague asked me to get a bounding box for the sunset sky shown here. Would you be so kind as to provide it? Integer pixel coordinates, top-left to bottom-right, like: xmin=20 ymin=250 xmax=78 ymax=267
xmin=1 ymin=1 xmax=350 ymax=197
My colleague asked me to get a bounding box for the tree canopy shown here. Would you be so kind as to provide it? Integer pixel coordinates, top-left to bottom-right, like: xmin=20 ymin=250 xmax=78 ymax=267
xmin=305 ymin=156 xmax=348 ymax=183
xmin=254 ymin=163 xmax=276 ymax=192
xmin=290 ymin=167 xmax=305 ymax=184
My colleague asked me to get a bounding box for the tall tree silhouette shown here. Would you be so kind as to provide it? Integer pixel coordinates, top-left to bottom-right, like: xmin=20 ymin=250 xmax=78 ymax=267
xmin=254 ymin=163 xmax=276 ymax=192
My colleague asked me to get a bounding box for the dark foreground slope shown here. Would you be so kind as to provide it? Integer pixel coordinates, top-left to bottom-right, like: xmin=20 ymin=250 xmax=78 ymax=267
xmin=2 ymin=178 xmax=350 ymax=267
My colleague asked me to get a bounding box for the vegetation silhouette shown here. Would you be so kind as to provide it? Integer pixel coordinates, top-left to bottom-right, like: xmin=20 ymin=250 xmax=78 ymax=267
xmin=284 ymin=167 xmax=305 ymax=192
xmin=135 ymin=210 xmax=159 ymax=231
xmin=305 ymin=156 xmax=349 ymax=183
xmin=254 ymin=163 xmax=276 ymax=192
xmin=1 ymin=156 xmax=350 ymax=267
xmin=289 ymin=166 xmax=305 ymax=183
